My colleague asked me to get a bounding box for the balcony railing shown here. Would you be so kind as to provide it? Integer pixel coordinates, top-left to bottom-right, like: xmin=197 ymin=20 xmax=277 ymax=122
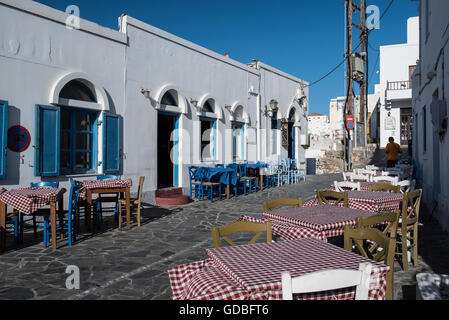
xmin=387 ymin=80 xmax=412 ymax=90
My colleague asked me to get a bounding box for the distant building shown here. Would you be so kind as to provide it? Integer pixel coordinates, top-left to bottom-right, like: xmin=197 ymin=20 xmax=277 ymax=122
xmin=373 ymin=17 xmax=419 ymax=148
xmin=412 ymin=0 xmax=449 ymax=232
xmin=305 ymin=113 xmax=332 ymax=158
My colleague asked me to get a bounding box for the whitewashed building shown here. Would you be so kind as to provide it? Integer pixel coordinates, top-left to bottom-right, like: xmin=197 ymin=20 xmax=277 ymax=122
xmin=0 ymin=0 xmax=309 ymax=203
xmin=411 ymin=0 xmax=449 ymax=232
xmin=305 ymin=113 xmax=332 ymax=158
xmin=374 ymin=17 xmax=419 ymax=148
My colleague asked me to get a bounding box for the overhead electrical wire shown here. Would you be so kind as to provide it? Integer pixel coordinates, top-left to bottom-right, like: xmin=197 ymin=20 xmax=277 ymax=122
xmin=301 ymin=0 xmax=395 ymax=90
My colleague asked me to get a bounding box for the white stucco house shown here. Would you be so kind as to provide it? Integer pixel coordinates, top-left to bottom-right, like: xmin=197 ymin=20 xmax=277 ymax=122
xmin=411 ymin=0 xmax=449 ymax=232
xmin=373 ymin=16 xmax=419 ymax=149
xmin=0 ymin=0 xmax=309 ymax=203
xmin=305 ymin=113 xmax=332 ymax=158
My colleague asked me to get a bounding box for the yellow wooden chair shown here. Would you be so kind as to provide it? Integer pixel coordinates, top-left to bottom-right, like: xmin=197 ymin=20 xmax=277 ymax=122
xmin=118 ymin=176 xmax=145 ymax=228
xmin=368 ymin=183 xmax=401 ymax=193
xmin=262 ymin=197 xmax=303 ymax=212
xmin=344 ymin=225 xmax=396 ymax=300
xmin=211 ymin=220 xmax=272 ymax=248
xmin=395 ymin=189 xmax=422 ymax=271
xmin=316 ymin=190 xmax=349 ymax=207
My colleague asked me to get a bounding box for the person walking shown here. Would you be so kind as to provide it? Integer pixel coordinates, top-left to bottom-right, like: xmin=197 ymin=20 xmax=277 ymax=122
xmin=385 ymin=137 xmax=402 ymax=168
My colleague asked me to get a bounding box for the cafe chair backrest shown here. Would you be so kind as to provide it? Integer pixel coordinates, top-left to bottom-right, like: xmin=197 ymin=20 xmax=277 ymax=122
xmin=281 ymin=262 xmax=372 ymax=300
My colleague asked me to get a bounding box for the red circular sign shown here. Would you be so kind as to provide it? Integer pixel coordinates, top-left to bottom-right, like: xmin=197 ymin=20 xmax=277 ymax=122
xmin=7 ymin=125 xmax=31 ymax=152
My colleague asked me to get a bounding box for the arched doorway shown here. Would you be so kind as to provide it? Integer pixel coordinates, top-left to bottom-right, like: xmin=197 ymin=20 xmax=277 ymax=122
xmin=157 ymin=89 xmax=180 ymax=189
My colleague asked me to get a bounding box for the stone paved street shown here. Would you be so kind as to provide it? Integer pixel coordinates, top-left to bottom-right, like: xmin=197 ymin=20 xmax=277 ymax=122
xmin=1 ymin=172 xmax=449 ymax=300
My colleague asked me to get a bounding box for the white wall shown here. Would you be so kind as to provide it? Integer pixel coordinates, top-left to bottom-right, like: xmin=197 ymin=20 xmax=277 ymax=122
xmin=412 ymin=0 xmax=449 ymax=232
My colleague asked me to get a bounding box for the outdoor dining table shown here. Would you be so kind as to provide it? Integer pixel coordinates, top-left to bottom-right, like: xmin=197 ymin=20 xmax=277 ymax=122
xmin=245 ymin=163 xmax=268 ymax=190
xmin=304 ymin=189 xmax=403 ymax=213
xmin=168 ymin=237 xmax=390 ymax=300
xmin=199 ymin=167 xmax=237 ymax=199
xmin=77 ymin=178 xmax=132 ymax=230
xmin=0 ymin=187 xmax=66 ymax=250
xmin=261 ymin=204 xmax=375 ymax=241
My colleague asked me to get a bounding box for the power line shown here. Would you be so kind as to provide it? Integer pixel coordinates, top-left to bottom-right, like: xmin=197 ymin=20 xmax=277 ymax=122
xmin=302 ymin=0 xmax=394 ymax=89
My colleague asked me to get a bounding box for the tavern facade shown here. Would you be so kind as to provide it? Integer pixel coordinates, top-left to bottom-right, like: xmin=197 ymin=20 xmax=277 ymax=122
xmin=0 ymin=0 xmax=309 ymax=202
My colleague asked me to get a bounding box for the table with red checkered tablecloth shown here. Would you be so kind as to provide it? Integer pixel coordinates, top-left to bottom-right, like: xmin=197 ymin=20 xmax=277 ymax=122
xmin=77 ymin=179 xmax=133 ymax=230
xmin=261 ymin=204 xmax=374 ymax=241
xmin=331 ymin=181 xmax=392 ymax=191
xmin=0 ymin=187 xmax=66 ymax=250
xmin=305 ymin=190 xmax=403 ymax=213
xmin=168 ymin=238 xmax=389 ymax=300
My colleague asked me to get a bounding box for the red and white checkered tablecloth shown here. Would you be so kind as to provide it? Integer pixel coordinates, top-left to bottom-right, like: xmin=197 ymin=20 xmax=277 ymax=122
xmin=0 ymin=187 xmax=66 ymax=214
xmin=238 ymin=215 xmax=324 ymax=241
xmin=168 ymin=238 xmax=389 ymax=300
xmin=304 ymin=190 xmax=403 ymax=213
xmin=77 ymin=179 xmax=132 ymax=200
xmin=260 ymin=205 xmax=374 ymax=241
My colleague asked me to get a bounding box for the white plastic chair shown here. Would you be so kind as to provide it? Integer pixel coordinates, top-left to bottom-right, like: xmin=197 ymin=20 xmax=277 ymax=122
xmin=281 ymin=262 xmax=373 ymax=300
xmin=356 ymin=169 xmax=376 ymax=176
xmin=350 ymin=174 xmax=371 ymax=182
xmin=334 ymin=181 xmax=361 ymax=192
xmin=395 ymin=179 xmax=416 ymax=194
xmin=372 ymin=175 xmax=399 ymax=184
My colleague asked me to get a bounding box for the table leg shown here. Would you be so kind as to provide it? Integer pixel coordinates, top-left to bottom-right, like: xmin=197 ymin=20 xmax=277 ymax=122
xmin=260 ymin=175 xmax=264 ymax=190
xmin=125 ymin=187 xmax=130 ymax=229
xmin=87 ymin=190 xmax=92 ymax=232
xmin=50 ymin=201 xmax=57 ymax=250
xmin=226 ymin=185 xmax=230 ymax=199
xmin=0 ymin=202 xmax=6 ymax=251
xmin=58 ymin=197 xmax=64 ymax=240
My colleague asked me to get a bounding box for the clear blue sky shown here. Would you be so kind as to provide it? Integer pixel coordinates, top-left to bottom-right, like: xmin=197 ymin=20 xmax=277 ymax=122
xmin=34 ymin=0 xmax=419 ymax=116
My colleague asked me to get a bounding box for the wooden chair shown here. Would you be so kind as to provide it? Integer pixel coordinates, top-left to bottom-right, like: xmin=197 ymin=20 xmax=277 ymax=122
xmin=238 ymin=164 xmax=257 ymax=194
xmin=334 ymin=181 xmax=361 ymax=192
xmin=368 ymin=183 xmax=401 ymax=193
xmin=316 ymin=190 xmax=349 ymax=208
xmin=211 ymin=220 xmax=272 ymax=248
xmin=394 ymin=179 xmax=416 ymax=194
xmin=395 ymin=189 xmax=422 ymax=271
xmin=118 ymin=176 xmax=145 ymax=228
xmin=262 ymin=197 xmax=303 ymax=212
xmin=281 ymin=262 xmax=372 ymax=300
xmin=343 ymin=226 xmax=395 ymax=300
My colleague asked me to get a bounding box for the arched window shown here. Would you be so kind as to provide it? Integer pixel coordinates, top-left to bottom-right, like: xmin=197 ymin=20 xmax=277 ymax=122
xmin=161 ymin=90 xmax=178 ymax=107
xmin=288 ymin=108 xmax=296 ymax=122
xmin=59 ymin=80 xmax=97 ymax=102
xmin=203 ymin=99 xmax=215 ymax=113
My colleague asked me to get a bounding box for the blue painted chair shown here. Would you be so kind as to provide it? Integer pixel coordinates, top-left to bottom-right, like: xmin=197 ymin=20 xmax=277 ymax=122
xmin=21 ymin=181 xmax=59 ymax=245
xmin=42 ymin=178 xmax=80 ymax=247
xmin=5 ymin=210 xmax=20 ymax=250
xmin=94 ymin=175 xmax=121 ymax=228
xmin=201 ymin=168 xmax=222 ymax=202
xmin=188 ymin=166 xmax=204 ymax=200
xmin=238 ymin=164 xmax=257 ymax=194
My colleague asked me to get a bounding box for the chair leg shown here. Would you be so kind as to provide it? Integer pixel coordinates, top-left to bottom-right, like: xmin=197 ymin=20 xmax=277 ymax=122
xmin=13 ymin=216 xmax=19 ymax=250
xmin=413 ymin=226 xmax=418 ymax=267
xmin=137 ymin=204 xmax=141 ymax=227
xmin=32 ymin=215 xmax=37 ymax=239
xmin=118 ymin=203 xmax=123 ymax=229
xmin=401 ymin=235 xmax=409 ymax=271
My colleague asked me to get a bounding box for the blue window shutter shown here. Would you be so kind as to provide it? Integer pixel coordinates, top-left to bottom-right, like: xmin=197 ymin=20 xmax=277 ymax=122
xmin=103 ymin=112 xmax=121 ymax=174
xmin=0 ymin=100 xmax=8 ymax=179
xmin=35 ymin=105 xmax=60 ymax=177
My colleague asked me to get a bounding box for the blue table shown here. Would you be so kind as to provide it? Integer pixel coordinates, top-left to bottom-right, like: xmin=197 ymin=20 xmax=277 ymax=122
xmin=199 ymin=167 xmax=238 ymax=199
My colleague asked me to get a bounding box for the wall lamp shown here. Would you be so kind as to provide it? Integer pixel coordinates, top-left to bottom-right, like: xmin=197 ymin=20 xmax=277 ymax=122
xmin=190 ymin=98 xmax=199 ymax=107
xmin=224 ymin=104 xmax=232 ymax=111
xmin=141 ymin=88 xmax=150 ymax=99
xmin=264 ymin=99 xmax=278 ymax=117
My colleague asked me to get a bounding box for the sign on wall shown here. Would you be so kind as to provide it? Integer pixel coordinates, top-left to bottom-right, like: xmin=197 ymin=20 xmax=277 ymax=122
xmin=384 ymin=115 xmax=396 ymax=130
xmin=7 ymin=125 xmax=31 ymax=152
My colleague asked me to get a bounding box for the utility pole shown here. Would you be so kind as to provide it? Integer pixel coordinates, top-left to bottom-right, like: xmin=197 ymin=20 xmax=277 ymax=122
xmin=344 ymin=0 xmax=367 ymax=171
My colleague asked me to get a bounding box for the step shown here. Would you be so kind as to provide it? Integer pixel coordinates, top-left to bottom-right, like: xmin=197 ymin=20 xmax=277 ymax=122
xmin=155 ymin=188 xmax=190 ymax=206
